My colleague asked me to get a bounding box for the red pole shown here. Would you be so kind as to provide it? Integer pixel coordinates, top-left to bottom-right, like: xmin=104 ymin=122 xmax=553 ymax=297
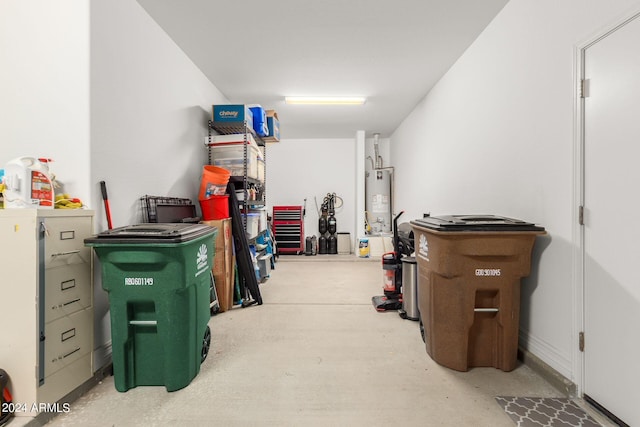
xmin=100 ymin=181 xmax=113 ymax=230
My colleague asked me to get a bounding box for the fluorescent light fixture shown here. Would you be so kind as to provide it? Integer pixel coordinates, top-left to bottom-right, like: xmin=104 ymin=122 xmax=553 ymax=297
xmin=284 ymin=96 xmax=366 ymax=105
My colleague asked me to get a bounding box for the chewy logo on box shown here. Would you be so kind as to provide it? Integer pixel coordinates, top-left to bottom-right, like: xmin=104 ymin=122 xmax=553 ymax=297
xmin=212 ymin=104 xmax=253 ymax=129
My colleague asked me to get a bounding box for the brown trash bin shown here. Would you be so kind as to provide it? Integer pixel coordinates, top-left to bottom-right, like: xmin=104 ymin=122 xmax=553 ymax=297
xmin=410 ymin=215 xmax=545 ymax=372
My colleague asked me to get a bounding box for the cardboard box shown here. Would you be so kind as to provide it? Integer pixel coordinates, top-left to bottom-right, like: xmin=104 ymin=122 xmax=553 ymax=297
xmin=212 ymin=104 xmax=254 ymax=131
xmin=201 ymin=218 xmax=234 ymax=312
xmin=264 ymin=110 xmax=280 ymax=142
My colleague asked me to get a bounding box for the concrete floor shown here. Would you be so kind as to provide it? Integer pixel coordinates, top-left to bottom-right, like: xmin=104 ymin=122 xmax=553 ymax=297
xmin=19 ymin=256 xmax=611 ymax=426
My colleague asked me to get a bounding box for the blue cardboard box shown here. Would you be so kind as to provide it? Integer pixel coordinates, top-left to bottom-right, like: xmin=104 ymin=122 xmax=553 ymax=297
xmin=264 ymin=110 xmax=280 ymax=142
xmin=212 ymin=104 xmax=254 ymax=130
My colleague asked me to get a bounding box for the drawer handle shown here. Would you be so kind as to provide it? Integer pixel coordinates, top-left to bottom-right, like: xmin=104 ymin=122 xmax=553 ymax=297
xmin=60 ymin=230 xmax=75 ymax=240
xmin=63 ymin=347 xmax=80 ymax=359
xmin=474 ymin=308 xmax=499 ymax=312
xmin=52 ymin=299 xmax=81 ymax=310
xmin=52 ymin=347 xmax=81 ymax=363
xmin=129 ymin=320 xmax=157 ymax=326
xmin=51 ymin=347 xmax=80 ymax=363
xmin=51 ymin=250 xmax=80 ymax=257
xmin=61 ymin=328 xmax=76 ymax=342
xmin=61 ymin=279 xmax=76 ymax=290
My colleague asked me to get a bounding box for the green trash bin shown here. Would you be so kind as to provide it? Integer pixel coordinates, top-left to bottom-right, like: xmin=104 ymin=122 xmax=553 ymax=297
xmin=85 ymin=223 xmax=217 ymax=392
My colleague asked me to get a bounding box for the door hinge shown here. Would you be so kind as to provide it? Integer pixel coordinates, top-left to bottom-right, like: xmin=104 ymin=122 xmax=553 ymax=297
xmin=579 ymin=332 xmax=585 ymax=352
xmin=579 ymin=205 xmax=584 ymax=225
xmin=581 ymin=79 xmax=590 ymax=98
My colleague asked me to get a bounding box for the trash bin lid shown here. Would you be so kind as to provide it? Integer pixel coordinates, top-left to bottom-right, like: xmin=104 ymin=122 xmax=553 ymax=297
xmin=85 ymin=223 xmax=215 ymax=244
xmin=410 ymin=215 xmax=545 ymax=232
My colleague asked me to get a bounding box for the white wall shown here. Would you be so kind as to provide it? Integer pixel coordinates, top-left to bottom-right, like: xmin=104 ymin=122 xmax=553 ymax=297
xmin=391 ymin=0 xmax=640 ymax=383
xmin=267 ymin=138 xmax=357 ymax=250
xmin=0 ymin=0 xmax=228 ymax=235
xmin=2 ymin=0 xmax=230 ymax=371
xmin=89 ymin=0 xmax=229 ymax=368
xmin=261 ymin=134 xmax=392 ymax=250
xmin=91 ymin=0 xmax=229 ymax=230
xmin=0 ymin=0 xmax=91 ymax=200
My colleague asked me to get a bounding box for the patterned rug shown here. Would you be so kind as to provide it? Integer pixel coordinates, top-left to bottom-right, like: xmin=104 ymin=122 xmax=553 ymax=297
xmin=495 ymin=397 xmax=601 ymax=427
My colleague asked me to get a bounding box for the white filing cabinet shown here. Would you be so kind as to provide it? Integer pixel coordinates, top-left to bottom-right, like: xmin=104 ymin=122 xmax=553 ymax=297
xmin=0 ymin=209 xmax=94 ymax=418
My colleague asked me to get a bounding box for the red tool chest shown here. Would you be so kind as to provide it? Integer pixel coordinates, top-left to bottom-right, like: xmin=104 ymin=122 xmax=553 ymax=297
xmin=272 ymin=206 xmax=304 ymax=254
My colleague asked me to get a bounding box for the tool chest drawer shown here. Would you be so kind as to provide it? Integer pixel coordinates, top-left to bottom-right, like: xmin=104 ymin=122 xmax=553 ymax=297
xmin=273 ymin=207 xmax=303 ymax=221
xmin=273 ymin=206 xmax=304 ymax=254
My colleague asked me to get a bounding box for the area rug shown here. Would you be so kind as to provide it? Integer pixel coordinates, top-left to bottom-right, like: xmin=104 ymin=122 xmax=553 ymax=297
xmin=495 ymin=397 xmax=601 ymax=427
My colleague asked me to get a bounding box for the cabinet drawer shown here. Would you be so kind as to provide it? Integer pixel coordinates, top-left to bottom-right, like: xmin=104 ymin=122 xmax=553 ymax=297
xmin=40 ymin=353 xmax=92 ymax=406
xmin=43 ymin=216 xmax=92 ymax=269
xmin=45 ymin=263 xmax=92 ymax=322
xmin=44 ymin=309 xmax=92 ymax=378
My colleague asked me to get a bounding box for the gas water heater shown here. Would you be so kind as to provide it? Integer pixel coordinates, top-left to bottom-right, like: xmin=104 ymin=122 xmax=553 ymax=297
xmin=366 ymin=169 xmax=392 ymax=233
xmin=365 ymin=133 xmax=393 ymax=234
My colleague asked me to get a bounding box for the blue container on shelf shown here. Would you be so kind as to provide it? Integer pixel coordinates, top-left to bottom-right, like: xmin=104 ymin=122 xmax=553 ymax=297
xmin=249 ymin=106 xmax=268 ymax=137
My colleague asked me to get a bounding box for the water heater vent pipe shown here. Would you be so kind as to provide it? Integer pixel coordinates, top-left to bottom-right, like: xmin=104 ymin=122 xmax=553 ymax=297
xmin=373 ymin=133 xmax=383 ymax=169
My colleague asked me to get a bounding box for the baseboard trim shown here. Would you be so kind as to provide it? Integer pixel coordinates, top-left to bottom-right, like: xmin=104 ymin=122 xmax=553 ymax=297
xmin=24 ymin=364 xmax=113 ymax=427
xmin=518 ymin=347 xmax=576 ymax=397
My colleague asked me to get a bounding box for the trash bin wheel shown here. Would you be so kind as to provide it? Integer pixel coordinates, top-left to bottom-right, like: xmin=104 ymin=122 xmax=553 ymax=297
xmin=201 ymin=325 xmax=211 ymax=364
xmin=419 ymin=317 xmax=426 ymax=343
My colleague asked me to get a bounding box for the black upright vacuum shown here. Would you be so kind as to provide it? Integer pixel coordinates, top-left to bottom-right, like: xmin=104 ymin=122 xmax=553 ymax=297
xmin=372 ymin=211 xmax=405 ymax=311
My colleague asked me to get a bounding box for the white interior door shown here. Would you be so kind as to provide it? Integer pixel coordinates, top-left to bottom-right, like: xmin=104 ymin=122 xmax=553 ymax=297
xmin=583 ymin=13 xmax=640 ymax=427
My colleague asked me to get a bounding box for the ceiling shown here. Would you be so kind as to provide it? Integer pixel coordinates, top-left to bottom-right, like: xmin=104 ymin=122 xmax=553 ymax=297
xmin=136 ymin=0 xmax=509 ymax=139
